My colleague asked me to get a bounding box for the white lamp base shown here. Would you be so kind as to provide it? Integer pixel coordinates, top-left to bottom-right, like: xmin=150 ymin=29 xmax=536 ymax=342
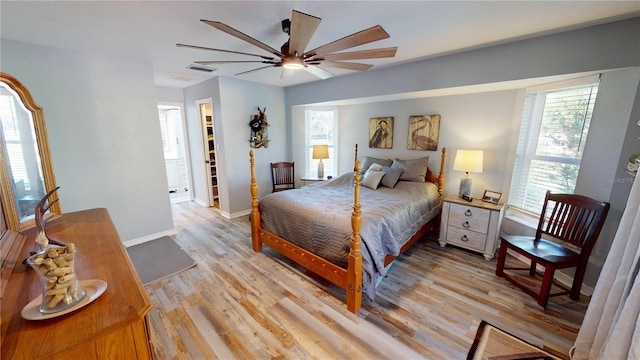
xmin=317 ymin=159 xmax=324 ymax=179
xmin=459 ymin=173 xmax=472 ymax=198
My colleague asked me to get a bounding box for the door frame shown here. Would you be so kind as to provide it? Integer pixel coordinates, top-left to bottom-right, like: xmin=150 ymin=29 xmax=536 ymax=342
xmin=195 ymin=98 xmax=216 ymax=207
xmin=158 ymin=101 xmax=193 ymax=203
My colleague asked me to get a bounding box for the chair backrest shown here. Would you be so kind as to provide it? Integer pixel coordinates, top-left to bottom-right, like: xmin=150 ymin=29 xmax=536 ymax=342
xmin=536 ymin=190 xmax=610 ymax=255
xmin=271 ymin=162 xmax=295 ymax=192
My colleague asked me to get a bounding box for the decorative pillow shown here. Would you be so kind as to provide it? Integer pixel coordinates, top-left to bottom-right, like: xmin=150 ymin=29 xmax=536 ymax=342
xmin=379 ymin=167 xmax=404 ymax=188
xmin=391 ymin=156 xmax=429 ymax=182
xmin=368 ymin=163 xmax=384 ymax=172
xmin=361 ymin=169 xmax=385 ymax=189
xmin=360 ymin=156 xmax=392 ymax=173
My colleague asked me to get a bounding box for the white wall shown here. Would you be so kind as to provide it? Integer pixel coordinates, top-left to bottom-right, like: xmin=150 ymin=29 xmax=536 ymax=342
xmin=285 ymin=18 xmax=640 ymax=288
xmin=292 ymin=90 xmax=518 ymax=199
xmin=1 ymin=39 xmax=174 ymax=242
xmin=183 ymin=76 xmax=286 ymax=217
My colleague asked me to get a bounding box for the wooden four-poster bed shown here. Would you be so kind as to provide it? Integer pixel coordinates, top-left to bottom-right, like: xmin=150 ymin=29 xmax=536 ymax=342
xmin=249 ymin=145 xmax=446 ymax=313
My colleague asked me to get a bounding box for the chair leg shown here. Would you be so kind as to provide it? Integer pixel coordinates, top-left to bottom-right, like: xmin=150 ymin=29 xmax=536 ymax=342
xmin=538 ymin=265 xmax=555 ymax=307
xmin=495 ymin=241 xmax=508 ymax=277
xmin=570 ymin=263 xmax=588 ymax=300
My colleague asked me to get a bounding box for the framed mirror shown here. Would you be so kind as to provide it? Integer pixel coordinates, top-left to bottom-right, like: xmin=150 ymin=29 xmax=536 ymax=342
xmin=0 ymin=72 xmax=60 ymax=231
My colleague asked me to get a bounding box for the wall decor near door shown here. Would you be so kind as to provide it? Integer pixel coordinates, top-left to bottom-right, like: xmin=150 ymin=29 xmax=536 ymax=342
xmin=407 ymin=114 xmax=440 ymax=151
xmin=249 ymin=107 xmax=269 ymax=148
xmin=369 ymin=117 xmax=394 ymax=149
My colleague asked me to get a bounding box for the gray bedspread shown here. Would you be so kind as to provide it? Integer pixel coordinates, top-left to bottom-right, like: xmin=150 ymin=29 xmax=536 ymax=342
xmin=259 ymin=171 xmax=441 ymax=298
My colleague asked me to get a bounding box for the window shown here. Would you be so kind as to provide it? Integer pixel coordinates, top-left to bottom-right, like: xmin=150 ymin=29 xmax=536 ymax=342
xmin=0 ymin=87 xmax=35 ymax=192
xmin=508 ymin=76 xmax=599 ymax=215
xmin=305 ymin=107 xmax=338 ymax=177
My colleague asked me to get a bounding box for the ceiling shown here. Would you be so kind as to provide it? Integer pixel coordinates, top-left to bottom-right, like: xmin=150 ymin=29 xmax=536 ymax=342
xmin=1 ymin=1 xmax=639 ymax=89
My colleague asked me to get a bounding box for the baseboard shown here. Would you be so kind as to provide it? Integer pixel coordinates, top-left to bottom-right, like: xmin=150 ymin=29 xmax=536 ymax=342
xmin=193 ymin=198 xmax=208 ymax=207
xmin=123 ymin=229 xmax=178 ymax=248
xmin=225 ymin=209 xmax=251 ymax=220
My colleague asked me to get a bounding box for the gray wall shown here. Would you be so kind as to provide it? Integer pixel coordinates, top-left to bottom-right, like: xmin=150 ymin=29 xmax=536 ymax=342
xmin=1 ymin=39 xmax=174 ymax=242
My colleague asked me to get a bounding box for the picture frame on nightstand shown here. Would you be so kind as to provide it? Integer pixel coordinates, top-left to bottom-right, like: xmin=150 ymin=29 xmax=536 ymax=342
xmin=482 ymin=190 xmax=502 ymax=205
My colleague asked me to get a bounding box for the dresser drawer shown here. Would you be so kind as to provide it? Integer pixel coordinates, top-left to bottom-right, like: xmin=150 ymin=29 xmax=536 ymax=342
xmin=446 ymin=226 xmax=487 ymax=251
xmin=448 ymin=203 xmax=490 ymax=234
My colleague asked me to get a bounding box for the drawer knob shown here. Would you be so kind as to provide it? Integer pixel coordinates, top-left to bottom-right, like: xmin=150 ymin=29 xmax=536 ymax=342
xmin=461 ymin=235 xmax=469 ymax=242
xmin=462 ymin=221 xmax=470 ymax=229
xmin=465 ymin=209 xmax=472 ymax=216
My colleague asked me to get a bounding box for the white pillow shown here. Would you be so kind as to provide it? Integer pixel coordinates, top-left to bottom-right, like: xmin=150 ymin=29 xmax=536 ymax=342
xmin=361 ymin=156 xmax=392 ymax=173
xmin=361 ymin=169 xmax=385 ymax=189
xmin=368 ymin=163 xmax=384 ymax=172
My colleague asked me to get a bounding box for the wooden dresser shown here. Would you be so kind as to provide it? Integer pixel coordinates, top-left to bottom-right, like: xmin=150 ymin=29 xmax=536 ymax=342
xmin=1 ymin=208 xmax=154 ymax=359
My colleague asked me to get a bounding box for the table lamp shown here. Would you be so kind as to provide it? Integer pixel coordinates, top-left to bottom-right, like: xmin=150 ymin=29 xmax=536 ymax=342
xmin=453 ymin=149 xmax=483 ymax=198
xmin=312 ymin=144 xmax=329 ymax=178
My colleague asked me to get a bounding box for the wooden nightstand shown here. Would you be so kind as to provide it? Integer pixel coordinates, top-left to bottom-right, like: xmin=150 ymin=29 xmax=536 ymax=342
xmin=300 ymin=176 xmax=327 ymax=186
xmin=439 ymin=195 xmax=505 ymax=260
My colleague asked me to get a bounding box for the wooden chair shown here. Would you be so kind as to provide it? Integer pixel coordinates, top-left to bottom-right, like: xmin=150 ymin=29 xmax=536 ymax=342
xmin=495 ymin=190 xmax=609 ymax=307
xmin=270 ymin=162 xmax=295 ymax=192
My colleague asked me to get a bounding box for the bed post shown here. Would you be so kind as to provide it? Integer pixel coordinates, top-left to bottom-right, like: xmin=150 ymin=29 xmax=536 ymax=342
xmin=438 ymin=147 xmax=446 ymax=199
xmin=347 ymin=144 xmax=363 ymax=313
xmin=249 ymin=150 xmax=262 ymax=252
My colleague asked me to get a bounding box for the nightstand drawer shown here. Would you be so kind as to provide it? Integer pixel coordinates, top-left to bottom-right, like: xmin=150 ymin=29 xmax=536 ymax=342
xmin=446 ymin=226 xmax=487 ymax=251
xmin=449 ymin=203 xmax=490 ymax=234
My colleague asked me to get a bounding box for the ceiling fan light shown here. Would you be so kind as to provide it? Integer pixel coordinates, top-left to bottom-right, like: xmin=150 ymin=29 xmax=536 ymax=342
xmin=282 ymin=57 xmax=305 ymax=70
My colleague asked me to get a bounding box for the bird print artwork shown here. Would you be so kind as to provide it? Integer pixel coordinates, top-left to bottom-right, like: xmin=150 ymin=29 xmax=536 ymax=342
xmin=407 ymin=115 xmax=440 ymax=151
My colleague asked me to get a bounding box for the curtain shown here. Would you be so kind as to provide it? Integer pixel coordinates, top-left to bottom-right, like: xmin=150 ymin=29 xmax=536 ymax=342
xmin=571 ymin=176 xmax=640 ymax=359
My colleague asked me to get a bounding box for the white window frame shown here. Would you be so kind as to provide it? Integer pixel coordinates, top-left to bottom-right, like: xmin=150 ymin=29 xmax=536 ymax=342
xmin=508 ymin=75 xmax=600 ymax=216
xmin=304 ymin=106 xmax=338 ymax=177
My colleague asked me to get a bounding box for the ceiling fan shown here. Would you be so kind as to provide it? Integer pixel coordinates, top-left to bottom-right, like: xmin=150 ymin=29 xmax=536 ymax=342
xmin=177 ymin=10 xmax=397 ymax=80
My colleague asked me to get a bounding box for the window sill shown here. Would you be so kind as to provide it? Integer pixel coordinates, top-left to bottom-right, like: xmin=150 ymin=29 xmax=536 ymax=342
xmin=504 ymin=208 xmax=539 ymax=230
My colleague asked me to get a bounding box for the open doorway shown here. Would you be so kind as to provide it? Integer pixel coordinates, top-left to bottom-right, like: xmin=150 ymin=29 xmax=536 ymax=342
xmin=196 ymin=99 xmax=219 ymax=209
xmin=158 ymin=103 xmax=192 ymax=204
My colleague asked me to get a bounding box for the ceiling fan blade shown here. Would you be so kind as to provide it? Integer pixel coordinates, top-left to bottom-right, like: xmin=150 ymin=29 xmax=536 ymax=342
xmin=288 ymin=10 xmax=321 ymax=56
xmin=235 ymin=65 xmax=279 ymax=76
xmin=201 ymin=19 xmax=285 ymax=58
xmin=303 ymin=25 xmax=390 ymax=58
xmin=303 ymin=65 xmax=334 ymax=80
xmin=195 ymin=60 xmax=277 ymax=65
xmin=177 ymin=43 xmax=275 ymax=60
xmin=317 ymin=47 xmax=397 ymax=61
xmin=281 ymin=68 xmax=295 ymax=79
xmin=317 ymin=61 xmax=373 ymax=71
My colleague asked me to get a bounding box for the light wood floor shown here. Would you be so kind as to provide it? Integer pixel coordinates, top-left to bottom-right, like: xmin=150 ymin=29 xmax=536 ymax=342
xmin=145 ymin=201 xmax=587 ymax=359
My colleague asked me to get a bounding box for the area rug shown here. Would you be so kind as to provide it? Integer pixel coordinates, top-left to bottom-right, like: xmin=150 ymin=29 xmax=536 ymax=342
xmin=467 ymin=321 xmax=563 ymax=360
xmin=127 ymin=236 xmax=197 ymax=285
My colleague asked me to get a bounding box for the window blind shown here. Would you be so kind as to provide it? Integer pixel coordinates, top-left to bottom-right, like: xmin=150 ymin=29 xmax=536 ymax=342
xmin=508 ymin=79 xmax=599 ymax=215
xmin=305 ymin=107 xmax=338 ymax=176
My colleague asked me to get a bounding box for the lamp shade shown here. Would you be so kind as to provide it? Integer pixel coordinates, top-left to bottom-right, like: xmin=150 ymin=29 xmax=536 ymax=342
xmin=312 ymin=145 xmax=329 ymax=160
xmin=453 ymin=149 xmax=484 ymax=173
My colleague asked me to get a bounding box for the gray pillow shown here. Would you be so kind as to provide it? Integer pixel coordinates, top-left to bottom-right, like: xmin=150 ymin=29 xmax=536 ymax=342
xmin=361 ymin=156 xmax=392 ymax=173
xmin=380 ymin=167 xmax=404 ymax=188
xmin=391 ymin=157 xmax=429 ymax=182
xmin=361 ymin=169 xmax=385 ymax=189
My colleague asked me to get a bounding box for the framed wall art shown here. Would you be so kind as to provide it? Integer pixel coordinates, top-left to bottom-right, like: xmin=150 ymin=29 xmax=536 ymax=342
xmin=407 ymin=114 xmax=440 ymax=151
xmin=369 ymin=117 xmax=394 ymax=149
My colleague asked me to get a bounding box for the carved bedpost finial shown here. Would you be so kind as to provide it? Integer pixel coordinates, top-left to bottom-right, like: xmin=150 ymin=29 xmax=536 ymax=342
xmin=438 ymin=147 xmax=446 ymax=199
